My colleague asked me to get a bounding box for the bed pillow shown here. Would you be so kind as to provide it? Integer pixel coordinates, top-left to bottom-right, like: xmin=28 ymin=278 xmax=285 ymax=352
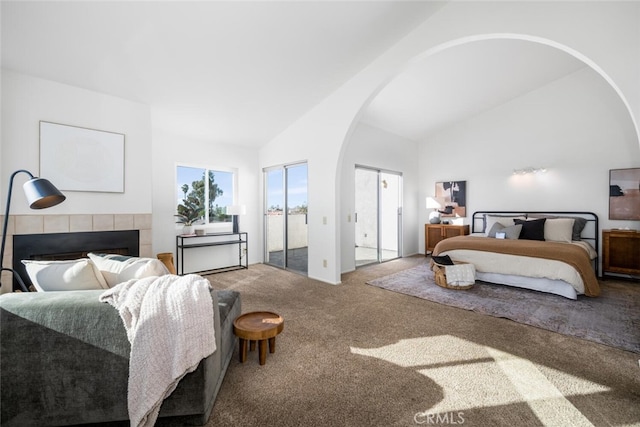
xmin=528 ymin=215 xmax=587 ymax=241
xmin=21 ymin=259 xmax=109 ymax=292
xmin=543 ymin=218 xmax=575 ymax=243
xmin=484 ymin=215 xmax=526 ymax=236
xmin=488 ymin=222 xmax=523 ymax=239
xmin=88 ymin=253 xmax=170 ymax=287
xmin=570 ymin=217 xmax=588 ymax=240
xmin=514 ymin=218 xmax=546 ymax=241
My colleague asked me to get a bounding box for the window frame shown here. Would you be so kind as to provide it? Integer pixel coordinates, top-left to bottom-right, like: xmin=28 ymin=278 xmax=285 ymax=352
xmin=175 ymin=163 xmax=238 ymax=231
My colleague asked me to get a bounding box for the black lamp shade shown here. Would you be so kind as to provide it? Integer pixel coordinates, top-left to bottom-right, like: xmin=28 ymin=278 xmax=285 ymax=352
xmin=23 ymin=178 xmax=66 ymax=209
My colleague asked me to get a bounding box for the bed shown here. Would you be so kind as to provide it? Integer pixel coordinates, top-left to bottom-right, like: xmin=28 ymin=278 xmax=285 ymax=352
xmin=432 ymin=211 xmax=600 ymax=299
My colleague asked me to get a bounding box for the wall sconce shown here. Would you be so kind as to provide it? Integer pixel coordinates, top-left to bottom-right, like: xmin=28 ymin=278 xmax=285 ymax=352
xmin=513 ymin=167 xmax=547 ymax=175
xmin=225 ymin=205 xmax=246 ymax=234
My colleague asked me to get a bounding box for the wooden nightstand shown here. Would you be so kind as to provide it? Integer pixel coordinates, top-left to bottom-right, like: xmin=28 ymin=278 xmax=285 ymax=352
xmin=602 ymin=229 xmax=640 ymax=278
xmin=425 ymin=224 xmax=470 ymax=254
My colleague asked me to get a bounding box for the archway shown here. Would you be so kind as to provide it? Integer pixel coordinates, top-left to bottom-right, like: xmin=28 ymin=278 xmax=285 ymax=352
xmin=345 ymin=34 xmax=639 ymax=150
xmin=338 ymin=34 xmax=640 ymax=273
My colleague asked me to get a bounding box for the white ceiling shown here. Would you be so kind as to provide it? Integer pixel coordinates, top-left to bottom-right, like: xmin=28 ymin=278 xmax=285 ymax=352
xmin=2 ymin=2 xmax=588 ymax=147
xmin=361 ymin=39 xmax=587 ymax=141
xmin=1 ymin=1 xmax=446 ymax=147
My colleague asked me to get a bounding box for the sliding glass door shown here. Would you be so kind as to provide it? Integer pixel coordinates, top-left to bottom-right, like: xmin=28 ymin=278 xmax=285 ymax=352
xmin=265 ymin=168 xmax=285 ymax=267
xmin=265 ymin=162 xmax=308 ymax=274
xmin=380 ymin=172 xmax=401 ymax=262
xmin=355 ymin=166 xmax=402 ymax=267
xmin=355 ymin=168 xmax=379 ymax=266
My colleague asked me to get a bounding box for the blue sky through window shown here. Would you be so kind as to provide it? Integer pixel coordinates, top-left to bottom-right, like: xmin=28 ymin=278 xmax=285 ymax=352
xmin=266 ymin=164 xmax=307 ymax=210
xmin=176 ymin=166 xmax=233 ymax=214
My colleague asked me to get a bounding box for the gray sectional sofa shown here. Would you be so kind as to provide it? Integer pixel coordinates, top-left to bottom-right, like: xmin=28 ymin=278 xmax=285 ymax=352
xmin=0 ymin=287 xmax=241 ymax=426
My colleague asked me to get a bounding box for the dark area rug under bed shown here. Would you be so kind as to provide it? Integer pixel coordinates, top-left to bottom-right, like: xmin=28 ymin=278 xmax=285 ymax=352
xmin=367 ymin=263 xmax=640 ymax=353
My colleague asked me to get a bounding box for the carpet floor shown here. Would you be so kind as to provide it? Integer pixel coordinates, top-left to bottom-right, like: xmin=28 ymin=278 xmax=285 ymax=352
xmin=202 ymin=257 xmax=640 ymax=427
xmin=367 ymin=262 xmax=640 ymax=353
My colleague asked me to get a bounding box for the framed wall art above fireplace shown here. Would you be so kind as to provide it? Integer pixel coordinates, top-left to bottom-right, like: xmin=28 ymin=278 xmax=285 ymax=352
xmin=40 ymin=121 xmax=125 ymax=193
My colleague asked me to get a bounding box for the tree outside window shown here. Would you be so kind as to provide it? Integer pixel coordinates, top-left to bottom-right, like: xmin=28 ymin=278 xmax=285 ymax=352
xmin=176 ymin=166 xmax=233 ymax=225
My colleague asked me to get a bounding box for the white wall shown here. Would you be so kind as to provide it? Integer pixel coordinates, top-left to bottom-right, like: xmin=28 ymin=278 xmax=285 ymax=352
xmin=1 ymin=71 xmax=263 ymax=268
xmin=341 ymin=122 xmax=419 ymax=273
xmin=260 ymin=1 xmax=640 ymax=284
xmin=151 ymin=129 xmax=261 ymax=267
xmin=418 ymin=67 xmax=640 ymax=255
xmin=1 ymin=70 xmax=152 ymax=215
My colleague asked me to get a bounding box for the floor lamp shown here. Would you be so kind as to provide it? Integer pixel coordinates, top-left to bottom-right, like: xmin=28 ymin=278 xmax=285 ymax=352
xmin=1 ymin=169 xmax=66 ymax=292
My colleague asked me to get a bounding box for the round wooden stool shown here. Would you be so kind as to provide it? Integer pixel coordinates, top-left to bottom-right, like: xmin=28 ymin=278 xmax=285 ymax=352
xmin=233 ymin=311 xmax=284 ymax=365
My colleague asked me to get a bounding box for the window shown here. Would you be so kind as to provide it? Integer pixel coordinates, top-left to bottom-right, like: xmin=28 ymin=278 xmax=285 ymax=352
xmin=176 ymin=165 xmax=235 ymax=225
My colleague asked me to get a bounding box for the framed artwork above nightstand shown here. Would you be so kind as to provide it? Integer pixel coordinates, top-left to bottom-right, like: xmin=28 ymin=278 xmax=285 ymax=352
xmin=435 ymin=181 xmax=467 ymax=218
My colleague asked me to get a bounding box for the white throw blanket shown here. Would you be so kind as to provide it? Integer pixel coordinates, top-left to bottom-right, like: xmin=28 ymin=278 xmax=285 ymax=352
xmin=99 ymin=274 xmax=216 ymax=427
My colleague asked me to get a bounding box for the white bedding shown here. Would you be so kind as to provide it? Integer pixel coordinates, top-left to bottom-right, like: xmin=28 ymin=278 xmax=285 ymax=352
xmin=476 ymin=272 xmax=578 ymax=299
xmin=439 ymin=241 xmax=597 ymax=300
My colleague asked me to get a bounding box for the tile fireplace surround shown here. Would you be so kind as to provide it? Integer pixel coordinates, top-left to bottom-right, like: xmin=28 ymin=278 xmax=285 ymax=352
xmin=0 ymin=213 xmax=152 ymax=294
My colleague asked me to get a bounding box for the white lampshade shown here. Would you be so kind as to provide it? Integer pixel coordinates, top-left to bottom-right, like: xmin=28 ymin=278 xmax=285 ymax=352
xmin=426 ymin=197 xmax=443 ymax=210
xmin=226 ymin=205 xmax=246 ymax=215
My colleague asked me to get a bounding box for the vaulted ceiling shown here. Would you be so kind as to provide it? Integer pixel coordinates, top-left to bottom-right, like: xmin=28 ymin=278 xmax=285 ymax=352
xmin=2 ymin=1 xmax=588 ymax=147
xmin=361 ymin=39 xmax=587 ymax=141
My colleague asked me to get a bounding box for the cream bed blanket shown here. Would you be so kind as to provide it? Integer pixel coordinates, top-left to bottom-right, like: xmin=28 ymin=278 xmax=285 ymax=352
xmin=433 ymin=236 xmax=600 ymax=297
xmin=100 ymin=274 xmax=216 ymax=427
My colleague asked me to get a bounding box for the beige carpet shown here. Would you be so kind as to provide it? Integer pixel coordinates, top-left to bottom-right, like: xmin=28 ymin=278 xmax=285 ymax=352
xmin=203 ymin=257 xmax=640 ymax=427
xmin=367 ymin=263 xmax=640 ymax=353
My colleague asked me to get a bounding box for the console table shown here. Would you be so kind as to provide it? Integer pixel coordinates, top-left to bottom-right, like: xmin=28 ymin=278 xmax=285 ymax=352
xmin=176 ymin=232 xmax=248 ymax=275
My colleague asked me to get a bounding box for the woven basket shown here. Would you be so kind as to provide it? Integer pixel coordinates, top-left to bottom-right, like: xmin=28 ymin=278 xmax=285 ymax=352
xmin=430 ymin=260 xmax=474 ymax=290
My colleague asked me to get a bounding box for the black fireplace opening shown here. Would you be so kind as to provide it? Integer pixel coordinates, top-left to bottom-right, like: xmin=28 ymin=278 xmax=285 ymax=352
xmin=12 ymin=230 xmax=140 ymax=292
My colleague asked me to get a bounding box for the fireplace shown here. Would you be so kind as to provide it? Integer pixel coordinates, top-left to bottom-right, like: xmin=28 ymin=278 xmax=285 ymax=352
xmin=12 ymin=230 xmax=139 ymax=292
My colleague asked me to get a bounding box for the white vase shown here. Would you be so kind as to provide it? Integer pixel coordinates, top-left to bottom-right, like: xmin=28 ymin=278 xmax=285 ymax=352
xmin=182 ymin=225 xmax=195 ymax=235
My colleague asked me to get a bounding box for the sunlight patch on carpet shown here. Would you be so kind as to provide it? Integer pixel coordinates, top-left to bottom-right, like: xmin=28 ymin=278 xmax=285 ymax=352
xmin=351 ymin=335 xmax=610 ymax=425
xmin=485 ymin=347 xmax=595 ymax=427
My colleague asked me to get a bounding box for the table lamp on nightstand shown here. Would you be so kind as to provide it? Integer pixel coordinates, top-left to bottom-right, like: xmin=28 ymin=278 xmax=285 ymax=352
xmin=426 ymin=196 xmax=444 ymax=224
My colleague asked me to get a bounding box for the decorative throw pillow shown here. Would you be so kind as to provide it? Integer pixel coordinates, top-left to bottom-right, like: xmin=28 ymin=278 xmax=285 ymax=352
xmin=88 ymin=253 xmax=170 ymax=287
xmin=514 ymin=218 xmax=546 ymax=241
xmin=528 ymin=215 xmax=587 ymax=241
xmin=484 ymin=215 xmax=526 ymax=236
xmin=570 ymin=217 xmax=588 ymax=240
xmin=488 ymin=222 xmax=523 ymax=239
xmin=543 ymin=218 xmax=575 ymax=243
xmin=21 ymin=259 xmax=109 ymax=292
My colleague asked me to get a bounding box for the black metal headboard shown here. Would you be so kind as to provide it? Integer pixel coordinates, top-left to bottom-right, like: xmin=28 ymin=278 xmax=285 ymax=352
xmin=12 ymin=230 xmax=140 ymax=292
xmin=471 ymin=211 xmax=599 ymax=275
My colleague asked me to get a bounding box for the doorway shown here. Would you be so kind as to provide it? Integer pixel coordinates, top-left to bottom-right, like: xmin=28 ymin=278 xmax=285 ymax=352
xmin=354 ymin=166 xmax=402 ymax=267
xmin=264 ymin=162 xmax=308 ymax=274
